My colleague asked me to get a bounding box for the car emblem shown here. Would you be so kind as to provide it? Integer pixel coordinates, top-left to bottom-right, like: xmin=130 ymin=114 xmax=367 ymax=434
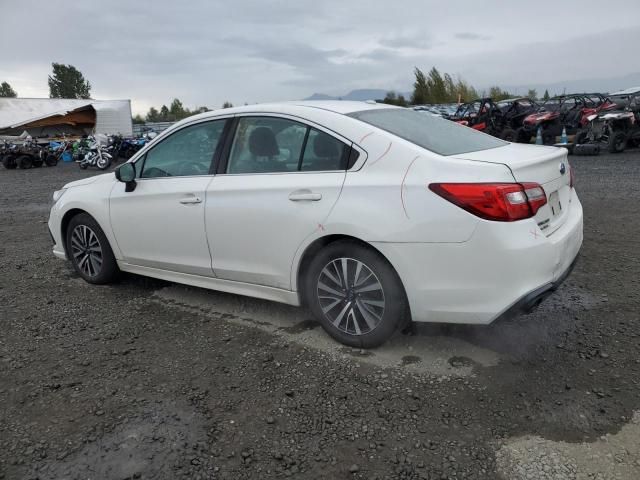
xmin=559 ymin=162 xmax=566 ymax=175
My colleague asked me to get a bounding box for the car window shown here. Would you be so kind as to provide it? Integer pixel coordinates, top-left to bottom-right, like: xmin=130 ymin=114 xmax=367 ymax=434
xmin=348 ymin=108 xmax=506 ymax=156
xmin=227 ymin=117 xmax=306 ymax=174
xmin=140 ymin=120 xmax=225 ymax=178
xmin=301 ymin=128 xmax=348 ymax=171
xmin=226 ymin=117 xmax=349 ymax=173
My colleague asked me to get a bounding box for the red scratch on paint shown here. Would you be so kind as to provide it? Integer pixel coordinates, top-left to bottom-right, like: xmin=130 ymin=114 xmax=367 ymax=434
xmin=318 ymin=223 xmax=325 ymax=231
xmin=530 ymin=229 xmax=539 ymax=239
xmin=359 ymin=131 xmax=374 ymax=143
xmin=369 ymin=141 xmax=392 ymax=166
xmin=401 ymin=156 xmax=419 ymax=219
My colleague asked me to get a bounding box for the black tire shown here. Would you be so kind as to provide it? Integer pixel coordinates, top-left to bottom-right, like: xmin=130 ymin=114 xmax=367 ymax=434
xmin=304 ymin=240 xmax=408 ymax=348
xmin=573 ymin=128 xmax=589 ymax=146
xmin=500 ymin=128 xmax=517 ymax=142
xmin=516 ymin=128 xmax=531 ymax=144
xmin=65 ymin=213 xmax=119 ymax=284
xmin=2 ymin=154 xmax=17 ymax=169
xmin=542 ymin=131 xmax=555 ymax=145
xmin=32 ymin=158 xmax=43 ymax=168
xmin=45 ymin=154 xmax=58 ymax=167
xmin=96 ymin=155 xmax=111 ymax=170
xmin=608 ymin=130 xmax=626 ymax=153
xmin=17 ymin=155 xmax=33 ymax=169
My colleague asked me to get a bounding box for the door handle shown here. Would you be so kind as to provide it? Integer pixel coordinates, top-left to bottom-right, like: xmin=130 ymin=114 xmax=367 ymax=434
xmin=288 ymin=191 xmax=322 ymax=202
xmin=179 ymin=196 xmax=202 ymax=204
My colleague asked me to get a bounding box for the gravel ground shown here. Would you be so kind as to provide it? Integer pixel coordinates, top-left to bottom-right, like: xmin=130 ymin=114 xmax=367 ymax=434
xmin=1 ymin=151 xmax=639 ymax=480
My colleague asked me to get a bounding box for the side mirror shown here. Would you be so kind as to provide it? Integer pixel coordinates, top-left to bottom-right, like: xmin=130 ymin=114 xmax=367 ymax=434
xmin=115 ymin=162 xmax=137 ymax=192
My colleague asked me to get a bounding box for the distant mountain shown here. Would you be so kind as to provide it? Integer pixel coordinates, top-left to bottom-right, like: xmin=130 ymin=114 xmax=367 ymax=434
xmin=305 ymin=93 xmax=337 ymax=101
xmin=306 ymin=73 xmax=640 ymax=104
xmin=489 ymin=72 xmax=640 ymax=97
xmin=304 ymin=88 xmax=411 ymax=102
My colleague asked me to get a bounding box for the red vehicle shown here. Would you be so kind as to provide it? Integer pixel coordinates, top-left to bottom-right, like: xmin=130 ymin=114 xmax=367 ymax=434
xmin=449 ymin=97 xmax=537 ymax=141
xmin=521 ymin=93 xmax=614 ymax=144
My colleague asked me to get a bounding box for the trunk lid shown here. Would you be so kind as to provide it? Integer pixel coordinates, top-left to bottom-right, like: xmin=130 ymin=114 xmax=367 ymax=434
xmin=452 ymin=143 xmax=572 ymax=236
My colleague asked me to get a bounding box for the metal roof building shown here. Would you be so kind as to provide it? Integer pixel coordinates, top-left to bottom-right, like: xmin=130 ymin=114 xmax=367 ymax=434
xmin=0 ymin=98 xmax=133 ymax=137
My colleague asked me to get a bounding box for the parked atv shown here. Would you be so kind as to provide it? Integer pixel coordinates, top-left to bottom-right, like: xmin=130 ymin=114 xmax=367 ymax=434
xmin=450 ymin=97 xmax=538 ymax=142
xmin=494 ymin=97 xmax=539 ymax=142
xmin=1 ymin=136 xmax=46 ymax=169
xmin=1 ymin=140 xmax=19 ymax=169
xmin=521 ymin=93 xmax=613 ymax=145
xmin=575 ymin=90 xmax=640 ymax=153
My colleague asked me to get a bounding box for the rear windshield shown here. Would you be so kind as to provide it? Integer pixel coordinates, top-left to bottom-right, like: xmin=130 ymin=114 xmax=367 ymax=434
xmin=347 ymin=108 xmax=506 ymax=156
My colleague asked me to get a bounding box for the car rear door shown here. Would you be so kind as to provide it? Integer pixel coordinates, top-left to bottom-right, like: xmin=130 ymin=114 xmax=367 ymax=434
xmin=204 ymin=115 xmax=350 ymax=290
xmin=109 ymin=118 xmax=228 ymax=276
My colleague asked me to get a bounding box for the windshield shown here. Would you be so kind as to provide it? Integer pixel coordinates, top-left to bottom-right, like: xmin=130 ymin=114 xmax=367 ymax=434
xmin=348 ymin=108 xmax=506 ymax=156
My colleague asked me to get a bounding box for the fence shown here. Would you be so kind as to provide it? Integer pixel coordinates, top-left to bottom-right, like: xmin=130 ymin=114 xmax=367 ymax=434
xmin=132 ymin=121 xmax=175 ymax=137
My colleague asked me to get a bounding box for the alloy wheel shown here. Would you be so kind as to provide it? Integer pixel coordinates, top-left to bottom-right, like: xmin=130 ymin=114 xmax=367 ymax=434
xmin=316 ymin=257 xmax=385 ymax=336
xmin=70 ymin=225 xmax=103 ymax=277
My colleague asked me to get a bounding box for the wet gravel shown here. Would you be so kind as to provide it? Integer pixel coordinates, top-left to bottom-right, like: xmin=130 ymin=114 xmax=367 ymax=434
xmin=1 ymin=151 xmax=639 ymax=479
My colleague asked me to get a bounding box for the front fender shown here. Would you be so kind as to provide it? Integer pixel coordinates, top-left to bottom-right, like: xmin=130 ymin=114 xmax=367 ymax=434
xmin=49 ymin=177 xmax=122 ymax=260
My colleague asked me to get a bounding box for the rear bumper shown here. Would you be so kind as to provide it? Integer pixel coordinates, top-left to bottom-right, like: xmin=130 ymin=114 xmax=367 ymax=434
xmin=372 ymin=189 xmax=583 ymax=325
xmin=493 ymin=254 xmax=578 ymax=323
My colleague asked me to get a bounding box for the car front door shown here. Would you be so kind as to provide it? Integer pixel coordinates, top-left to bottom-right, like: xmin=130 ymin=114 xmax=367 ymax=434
xmin=110 ymin=118 xmax=228 ymax=276
xmin=205 ymin=115 xmax=350 ymax=290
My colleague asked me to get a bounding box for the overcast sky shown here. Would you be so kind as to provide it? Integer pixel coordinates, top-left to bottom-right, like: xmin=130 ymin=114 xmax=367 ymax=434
xmin=2 ymin=0 xmax=640 ymax=114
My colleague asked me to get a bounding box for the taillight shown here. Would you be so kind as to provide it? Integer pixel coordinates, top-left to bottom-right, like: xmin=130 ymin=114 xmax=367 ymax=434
xmin=428 ymin=183 xmax=547 ymax=222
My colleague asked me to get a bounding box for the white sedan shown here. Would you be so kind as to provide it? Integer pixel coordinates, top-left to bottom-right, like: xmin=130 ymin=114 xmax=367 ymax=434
xmin=48 ymin=101 xmax=582 ymax=348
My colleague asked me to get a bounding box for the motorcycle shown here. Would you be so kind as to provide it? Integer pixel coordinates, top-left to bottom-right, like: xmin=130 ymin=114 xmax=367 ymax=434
xmin=77 ymin=135 xmax=113 ymax=170
xmin=44 ymin=134 xmax=73 ymax=166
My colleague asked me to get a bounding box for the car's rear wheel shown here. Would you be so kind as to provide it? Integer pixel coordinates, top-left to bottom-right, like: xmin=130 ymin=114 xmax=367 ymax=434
xmin=66 ymin=213 xmax=119 ymax=284
xmin=305 ymin=241 xmax=407 ymax=348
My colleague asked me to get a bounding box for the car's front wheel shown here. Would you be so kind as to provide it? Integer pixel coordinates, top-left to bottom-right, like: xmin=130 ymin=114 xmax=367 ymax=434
xmin=66 ymin=213 xmax=119 ymax=284
xmin=305 ymin=241 xmax=408 ymax=348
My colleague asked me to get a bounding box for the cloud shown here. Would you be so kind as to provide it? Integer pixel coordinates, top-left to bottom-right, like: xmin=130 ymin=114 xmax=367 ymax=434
xmin=454 ymin=32 xmax=492 ymax=41
xmin=379 ymin=31 xmax=433 ymax=50
xmin=0 ymin=0 xmax=638 ymax=114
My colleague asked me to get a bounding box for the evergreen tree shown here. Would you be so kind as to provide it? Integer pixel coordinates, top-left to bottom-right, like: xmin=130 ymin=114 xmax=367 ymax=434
xmin=543 ymin=89 xmax=550 ymax=101
xmin=527 ymin=89 xmax=538 ymax=100
xmin=146 ymin=107 xmax=160 ymax=122
xmin=160 ymin=105 xmax=170 ymax=121
xmin=48 ymin=63 xmax=91 ymax=99
xmin=0 ymin=81 xmax=17 ymax=97
xmin=222 ymin=101 xmax=233 ymax=109
xmin=411 ymin=67 xmax=429 ymax=105
xmin=382 ymin=91 xmax=408 ymax=107
xmin=169 ymin=98 xmax=187 ymax=120
xmin=427 ymin=67 xmax=447 ymax=103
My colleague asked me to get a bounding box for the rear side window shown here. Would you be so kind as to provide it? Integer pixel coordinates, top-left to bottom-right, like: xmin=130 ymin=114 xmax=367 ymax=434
xmin=348 ymin=108 xmax=506 ymax=156
xmin=226 ymin=116 xmax=350 ymax=173
xmin=301 ymin=129 xmax=349 ymax=171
